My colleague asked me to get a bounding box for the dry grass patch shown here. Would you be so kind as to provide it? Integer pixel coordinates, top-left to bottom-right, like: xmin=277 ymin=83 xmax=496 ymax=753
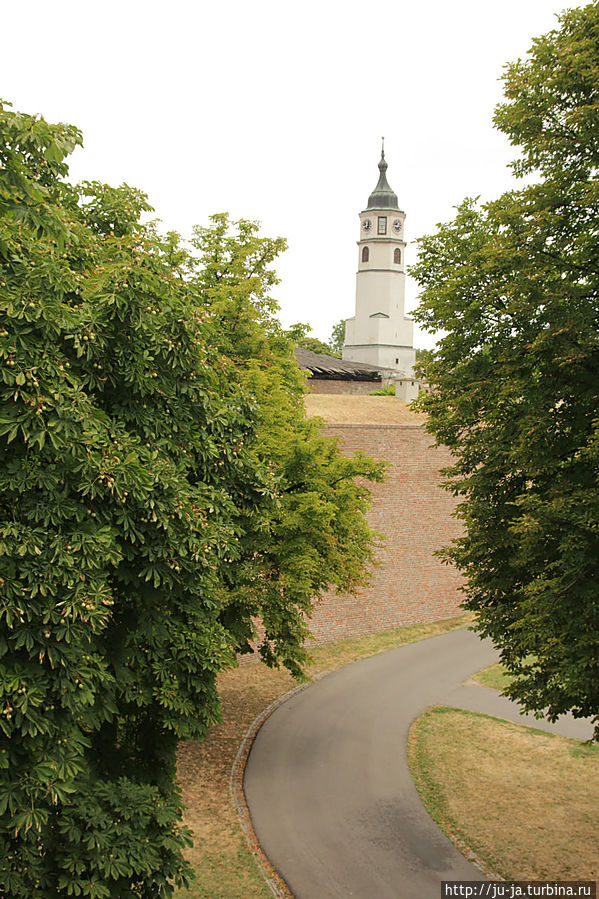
xmin=409 ymin=706 xmax=599 ymax=883
xmin=176 ymin=664 xmax=296 ymax=899
xmin=175 ymin=614 xmax=471 ymax=898
xmin=304 ymin=393 xmax=426 ymax=425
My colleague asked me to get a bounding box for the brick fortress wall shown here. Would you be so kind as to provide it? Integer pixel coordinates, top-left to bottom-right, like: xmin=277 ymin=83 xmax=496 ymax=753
xmin=307 ymin=423 xmax=464 ymax=643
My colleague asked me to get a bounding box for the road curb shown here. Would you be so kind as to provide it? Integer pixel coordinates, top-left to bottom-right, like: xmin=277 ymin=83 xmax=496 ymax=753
xmin=229 ymin=672 xmax=329 ymax=899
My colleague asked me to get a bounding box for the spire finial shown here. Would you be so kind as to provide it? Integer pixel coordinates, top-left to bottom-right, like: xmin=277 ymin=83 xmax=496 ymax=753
xmin=378 ymin=137 xmax=388 ymax=174
xmin=367 ymin=138 xmax=398 ymax=209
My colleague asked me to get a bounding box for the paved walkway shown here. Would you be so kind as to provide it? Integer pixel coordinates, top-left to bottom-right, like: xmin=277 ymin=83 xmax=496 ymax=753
xmin=243 ymin=628 xmax=594 ymax=899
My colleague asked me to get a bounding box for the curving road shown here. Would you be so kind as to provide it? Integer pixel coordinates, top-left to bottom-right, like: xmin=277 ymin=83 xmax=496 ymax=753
xmin=243 ymin=627 xmax=593 ymax=899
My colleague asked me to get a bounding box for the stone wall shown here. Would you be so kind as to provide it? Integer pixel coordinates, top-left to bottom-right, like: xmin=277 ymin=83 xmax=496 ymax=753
xmin=307 ymin=423 xmax=464 ymax=643
xmin=307 ymin=378 xmax=382 ymax=395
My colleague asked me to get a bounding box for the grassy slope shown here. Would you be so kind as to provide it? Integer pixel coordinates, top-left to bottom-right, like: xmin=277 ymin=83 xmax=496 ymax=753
xmin=303 ymin=393 xmax=426 ymax=424
xmin=409 ymin=707 xmax=599 ymax=883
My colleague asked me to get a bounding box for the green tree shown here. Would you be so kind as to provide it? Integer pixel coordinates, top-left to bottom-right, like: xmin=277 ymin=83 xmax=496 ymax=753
xmin=299 ymin=335 xmax=334 ymax=355
xmin=190 ymin=214 xmax=385 ymax=675
xmin=329 ymin=318 xmax=346 ymax=356
xmin=290 ymin=323 xmax=335 ymax=357
xmin=0 ymin=102 xmax=383 ymax=895
xmin=289 ymin=320 xmax=345 ymax=358
xmin=412 ymin=5 xmax=599 ymax=738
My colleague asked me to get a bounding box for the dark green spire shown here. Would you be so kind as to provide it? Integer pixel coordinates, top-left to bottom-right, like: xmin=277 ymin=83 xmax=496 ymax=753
xmin=367 ymin=138 xmax=399 ymax=210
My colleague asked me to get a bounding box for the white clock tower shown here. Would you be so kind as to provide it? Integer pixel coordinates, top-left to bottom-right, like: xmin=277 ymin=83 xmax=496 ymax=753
xmin=343 ymin=144 xmax=416 ymax=378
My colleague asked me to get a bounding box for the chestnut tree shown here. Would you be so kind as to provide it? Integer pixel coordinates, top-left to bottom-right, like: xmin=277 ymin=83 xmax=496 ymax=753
xmin=0 ymin=102 xmax=382 ymax=896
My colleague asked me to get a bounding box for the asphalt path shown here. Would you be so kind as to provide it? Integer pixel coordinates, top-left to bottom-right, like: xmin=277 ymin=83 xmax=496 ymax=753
xmin=243 ymin=627 xmax=594 ymax=899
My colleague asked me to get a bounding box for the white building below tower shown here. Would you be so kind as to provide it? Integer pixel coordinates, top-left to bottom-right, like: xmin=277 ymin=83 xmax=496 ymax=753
xmin=343 ymin=146 xmax=417 ymax=398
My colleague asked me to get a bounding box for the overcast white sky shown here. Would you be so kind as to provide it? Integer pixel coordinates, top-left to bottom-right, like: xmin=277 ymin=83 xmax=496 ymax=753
xmin=2 ymin=0 xmax=576 ymax=348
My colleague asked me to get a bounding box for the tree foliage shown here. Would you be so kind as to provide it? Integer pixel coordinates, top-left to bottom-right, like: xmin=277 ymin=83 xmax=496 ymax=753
xmin=188 ymin=215 xmax=384 ymax=675
xmin=412 ymin=4 xmax=599 ymax=738
xmin=329 ymin=318 xmax=346 ymax=356
xmin=0 ymin=101 xmax=383 ymax=895
xmin=289 ymin=319 xmax=346 ymax=359
xmin=291 ymin=324 xmax=338 ymax=357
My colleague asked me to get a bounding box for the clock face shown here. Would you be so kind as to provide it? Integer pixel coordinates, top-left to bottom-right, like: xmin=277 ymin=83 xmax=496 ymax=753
xmin=393 ymin=219 xmax=402 ymax=233
xmin=362 ymin=219 xmax=372 ymax=232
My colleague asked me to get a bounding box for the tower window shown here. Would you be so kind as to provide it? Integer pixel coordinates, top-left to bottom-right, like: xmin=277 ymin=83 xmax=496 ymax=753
xmin=377 ymin=216 xmax=387 ymax=235
xmin=362 ymin=246 xmax=369 ymax=262
xmin=394 ymin=248 xmax=401 ymax=264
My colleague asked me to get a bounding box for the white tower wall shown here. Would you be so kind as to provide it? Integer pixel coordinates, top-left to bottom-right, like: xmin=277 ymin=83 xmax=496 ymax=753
xmin=343 ymin=149 xmax=417 ymax=390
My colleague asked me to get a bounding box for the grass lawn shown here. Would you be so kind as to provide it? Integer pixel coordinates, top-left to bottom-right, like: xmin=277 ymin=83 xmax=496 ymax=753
xmin=174 ymin=613 xmax=471 ymax=898
xmin=471 ymin=661 xmax=512 ymax=691
xmin=408 ymin=706 xmax=599 ymax=883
